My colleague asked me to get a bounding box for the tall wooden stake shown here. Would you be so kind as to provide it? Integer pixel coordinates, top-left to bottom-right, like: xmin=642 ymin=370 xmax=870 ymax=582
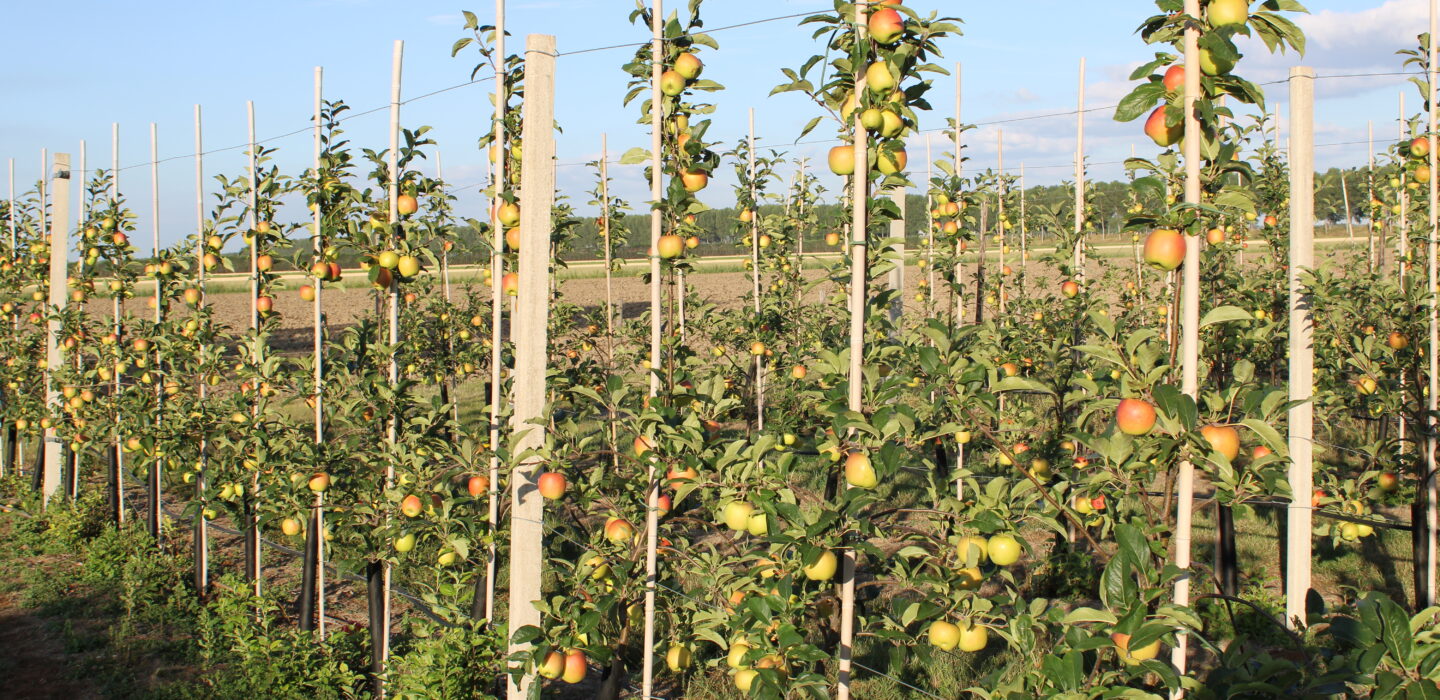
xmin=308 ymin=66 xmax=327 ymax=637
xmin=1286 ymin=66 xmax=1316 ymax=627
xmin=483 ymin=0 xmax=507 ymax=623
xmin=601 ymin=133 xmax=614 ymax=338
xmin=3 ymin=158 xmax=12 ymax=478
xmin=1074 ymin=57 xmax=1087 ymax=282
xmin=641 ymin=3 xmax=664 ymax=698
xmin=750 ymin=109 xmax=763 ymax=429
xmin=888 ymin=187 xmax=905 ymax=324
xmin=997 ymin=129 xmax=1005 ymax=316
xmin=838 ymin=4 xmax=868 ymax=698
xmin=246 ymin=102 xmax=262 ymax=596
xmin=111 ymin=125 xmax=124 ymax=524
xmin=1341 ymin=173 xmax=1354 ymax=240
xmin=506 ymin=35 xmax=556 ymax=700
xmin=378 ymin=40 xmax=404 ymax=692
xmin=1424 ymin=0 xmax=1439 ymax=608
xmin=1401 ymin=92 xmax=1410 ymax=282
xmin=1170 ymin=0 xmax=1202 ymax=685
xmin=953 ymin=62 xmax=964 ymax=329
xmin=149 ymin=123 xmax=163 ymax=542
xmin=1019 ymin=163 xmax=1027 ymax=291
xmin=1369 ymin=121 xmax=1376 ymax=272
xmin=926 ymin=134 xmax=935 ymax=306
xmin=194 ymin=104 xmax=209 ymax=594
xmin=41 ymin=153 xmax=70 ymax=506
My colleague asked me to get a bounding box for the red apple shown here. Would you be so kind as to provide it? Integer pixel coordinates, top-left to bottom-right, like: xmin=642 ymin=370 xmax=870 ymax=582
xmin=1061 ymin=280 xmax=1080 ymax=298
xmin=656 ymin=234 xmax=685 ymax=259
xmin=1378 ymin=472 xmax=1399 ymax=492
xmin=633 ymin=435 xmax=655 ymax=457
xmin=1162 ymin=64 xmax=1185 ymax=94
xmin=466 ymin=474 xmax=489 ymax=497
xmin=679 ymin=169 xmax=709 ymax=192
xmin=537 ymin=471 xmax=566 ymax=500
xmin=1115 ymin=398 xmax=1157 ymax=436
xmin=562 ymin=649 xmax=587 ymax=684
xmin=397 ymin=194 xmax=418 ymax=215
xmin=539 ymin=650 xmax=564 ymax=679
xmin=868 ymin=7 xmax=904 ymax=44
xmin=604 ymin=517 xmax=635 ymax=544
xmin=501 ymin=272 xmax=519 ymax=296
xmin=1200 ymin=424 xmax=1240 ymax=461
xmin=1143 ymin=229 xmax=1185 ymax=270
xmin=1144 ymin=106 xmax=1182 ymax=147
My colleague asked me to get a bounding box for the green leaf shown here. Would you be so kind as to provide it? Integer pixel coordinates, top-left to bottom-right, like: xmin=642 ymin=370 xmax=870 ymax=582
xmin=1115 ymin=82 xmax=1165 ymax=123
xmin=1062 ymin=607 xmax=1118 ymax=626
xmin=619 ymin=147 xmax=652 ymax=165
xmin=1201 ymin=305 xmax=1254 ymax=328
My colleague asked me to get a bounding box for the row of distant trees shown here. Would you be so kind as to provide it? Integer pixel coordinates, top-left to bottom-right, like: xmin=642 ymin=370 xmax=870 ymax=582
xmin=242 ymin=165 xmax=1381 ymax=269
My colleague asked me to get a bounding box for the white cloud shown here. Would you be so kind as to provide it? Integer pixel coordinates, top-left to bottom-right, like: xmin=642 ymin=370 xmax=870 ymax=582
xmin=1301 ymin=0 xmax=1425 ymax=54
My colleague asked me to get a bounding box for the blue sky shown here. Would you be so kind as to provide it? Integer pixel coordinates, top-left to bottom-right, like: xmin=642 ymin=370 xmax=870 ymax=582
xmin=0 ymin=0 xmax=1428 ymax=250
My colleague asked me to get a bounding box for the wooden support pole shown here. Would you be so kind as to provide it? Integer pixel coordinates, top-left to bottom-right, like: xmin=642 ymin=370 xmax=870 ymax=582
xmin=41 ymin=153 xmax=70 ymax=506
xmin=1341 ymin=172 xmax=1355 ymax=240
xmin=149 ymin=122 xmax=163 ymax=542
xmin=1018 ymin=163 xmax=1028 ymax=287
xmin=3 ymin=158 xmax=12 ymax=478
xmin=111 ymin=124 xmax=124 ymax=524
xmin=1369 ymin=121 xmax=1376 ymax=273
xmin=1074 ymin=57 xmax=1087 ymax=282
xmin=483 ymin=0 xmax=507 ymax=624
xmin=926 ymin=134 xmax=935 ymax=308
xmin=306 ymin=66 xmax=327 ymax=636
xmin=641 ymin=3 xmax=663 ymax=696
xmin=1401 ymin=92 xmax=1409 ymax=283
xmin=1425 ymin=0 xmax=1439 ymax=608
xmin=1170 ymin=0 xmax=1202 ymax=684
xmin=796 ymin=159 xmax=807 ymax=274
xmin=648 ymin=0 xmax=663 ymax=399
xmin=194 ymin=104 xmax=209 ymax=595
xmin=997 ymin=130 xmax=1005 ymax=316
xmin=245 ymin=102 xmax=263 ymax=595
xmin=68 ymin=141 xmax=86 ymax=501
xmin=601 ymin=133 xmax=614 ymax=339
xmin=377 ymin=40 xmax=404 ymax=691
xmin=838 ymin=4 xmax=868 ymax=698
xmin=953 ymin=62 xmax=964 ymax=328
xmin=750 ymin=109 xmax=763 ymax=430
xmin=506 ymin=34 xmax=555 ymax=700
xmin=1286 ymin=66 xmax=1316 ymax=627
xmin=953 ymin=70 xmax=965 ymax=500
xmin=888 ymin=187 xmax=905 ymax=324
